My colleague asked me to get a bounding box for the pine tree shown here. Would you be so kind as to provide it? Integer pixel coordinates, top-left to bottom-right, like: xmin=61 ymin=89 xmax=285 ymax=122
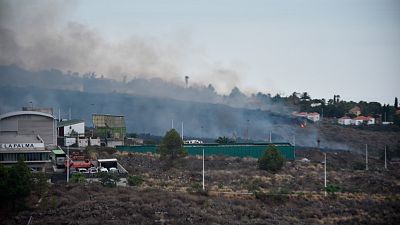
xmin=258 ymin=145 xmax=285 ymax=172
xmin=157 ymin=129 xmax=186 ymax=159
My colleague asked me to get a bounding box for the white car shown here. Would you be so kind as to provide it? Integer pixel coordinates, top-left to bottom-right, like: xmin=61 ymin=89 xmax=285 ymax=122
xmin=99 ymin=167 xmax=108 ymax=173
xmin=109 ymin=167 xmax=118 ymax=173
xmin=89 ymin=167 xmax=98 ymax=174
xmin=78 ymin=168 xmax=89 ymax=174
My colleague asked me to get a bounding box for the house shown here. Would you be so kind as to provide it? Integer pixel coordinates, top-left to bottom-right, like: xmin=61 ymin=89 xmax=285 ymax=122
xmin=292 ymin=112 xmax=320 ymax=122
xmin=349 ymin=106 xmax=361 ymax=116
xmin=352 ymin=116 xmax=375 ymax=125
xmin=338 ymin=116 xmax=352 ymax=125
xmin=307 ymin=112 xmax=320 ymax=122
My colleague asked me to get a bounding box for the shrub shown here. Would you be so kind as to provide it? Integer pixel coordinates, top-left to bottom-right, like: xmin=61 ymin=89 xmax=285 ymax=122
xmin=258 ymin=144 xmax=285 ymax=172
xmin=246 ymin=179 xmax=262 ymax=193
xmin=187 ymin=183 xmax=208 ymax=196
xmin=70 ymin=173 xmax=86 ymax=183
xmin=352 ymin=162 xmax=365 ymax=170
xmin=98 ymin=172 xmax=120 ymax=187
xmin=254 ymin=188 xmax=290 ymax=203
xmin=325 ymin=184 xmax=341 ymax=197
xmin=32 ymin=172 xmax=48 ymax=197
xmin=127 ymin=175 xmax=144 ymax=186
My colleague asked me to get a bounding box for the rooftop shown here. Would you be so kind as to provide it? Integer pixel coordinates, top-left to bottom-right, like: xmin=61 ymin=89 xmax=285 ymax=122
xmin=0 ymin=110 xmax=55 ymax=120
xmin=52 ymin=149 xmax=65 ymax=155
xmin=57 ymin=119 xmax=85 ymax=127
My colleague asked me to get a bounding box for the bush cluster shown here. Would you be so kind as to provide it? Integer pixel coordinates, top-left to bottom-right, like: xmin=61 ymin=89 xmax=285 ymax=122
xmin=127 ymin=175 xmax=144 ymax=186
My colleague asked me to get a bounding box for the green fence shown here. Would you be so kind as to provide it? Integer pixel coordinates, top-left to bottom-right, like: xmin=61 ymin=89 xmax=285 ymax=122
xmin=116 ymin=143 xmax=295 ymax=160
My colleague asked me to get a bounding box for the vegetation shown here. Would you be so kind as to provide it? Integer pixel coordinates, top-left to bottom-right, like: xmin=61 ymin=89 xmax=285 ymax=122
xmin=258 ymin=145 xmax=285 ymax=172
xmin=157 ymin=129 xmax=186 ymax=159
xmin=70 ymin=173 xmax=86 ymax=183
xmin=325 ymin=184 xmax=341 ymax=197
xmin=32 ymin=172 xmax=49 ymax=197
xmin=0 ymin=160 xmax=32 ymax=210
xmin=254 ymin=188 xmax=290 ymax=203
xmin=127 ymin=175 xmax=144 ymax=186
xmin=187 ymin=182 xmax=208 ymax=196
xmin=99 ymin=172 xmax=120 ymax=187
xmin=215 ymin=136 xmax=236 ymax=144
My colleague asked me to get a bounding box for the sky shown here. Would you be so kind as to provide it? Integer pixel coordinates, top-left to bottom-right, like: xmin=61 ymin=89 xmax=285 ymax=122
xmin=1 ymin=0 xmax=399 ymax=104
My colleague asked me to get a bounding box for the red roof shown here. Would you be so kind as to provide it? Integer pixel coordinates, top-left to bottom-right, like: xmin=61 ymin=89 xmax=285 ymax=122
xmin=353 ymin=116 xmax=372 ymax=121
xmin=339 ymin=116 xmax=351 ymax=119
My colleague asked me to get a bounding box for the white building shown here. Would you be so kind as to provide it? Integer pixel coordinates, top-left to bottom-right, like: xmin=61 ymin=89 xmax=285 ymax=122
xmin=78 ymin=138 xmax=88 ymax=147
xmin=352 ymin=116 xmax=375 ymax=125
xmin=57 ymin=119 xmax=85 ymax=137
xmin=338 ymin=116 xmax=352 ymax=125
xmin=306 ymin=112 xmax=320 ymax=122
xmin=184 ymin=139 xmax=204 ymax=144
xmin=292 ymin=112 xmax=320 ymax=122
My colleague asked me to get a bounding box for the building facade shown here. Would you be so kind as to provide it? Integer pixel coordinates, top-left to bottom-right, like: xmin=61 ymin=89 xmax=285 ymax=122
xmin=0 ymin=110 xmax=57 ymax=146
xmin=57 ymin=119 xmax=85 ymax=137
xmin=0 ymin=110 xmax=56 ymax=170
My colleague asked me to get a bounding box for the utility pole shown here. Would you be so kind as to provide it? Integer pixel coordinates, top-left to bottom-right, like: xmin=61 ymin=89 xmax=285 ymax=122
xmin=181 ymin=122 xmax=184 ymax=140
xmin=365 ymin=144 xmax=368 ymax=170
xmin=269 ymin=131 xmax=272 ymax=143
xmin=384 ymin=145 xmax=387 ymax=170
xmin=293 ymin=135 xmax=296 ymax=159
xmin=202 ymin=148 xmax=205 ymax=191
xmin=66 ymin=145 xmax=70 ymax=183
xmin=324 ymin=152 xmax=327 ymax=197
xmin=68 ymin=107 xmax=71 ymax=120
xmin=246 ymin=119 xmax=250 ymax=141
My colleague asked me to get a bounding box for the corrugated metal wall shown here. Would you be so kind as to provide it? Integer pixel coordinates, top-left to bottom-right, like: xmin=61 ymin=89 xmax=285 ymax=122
xmin=117 ymin=144 xmax=295 ymax=160
xmin=0 ymin=115 xmax=56 ymax=146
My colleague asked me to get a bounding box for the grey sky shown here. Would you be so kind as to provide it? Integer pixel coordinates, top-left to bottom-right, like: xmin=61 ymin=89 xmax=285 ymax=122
xmin=2 ymin=0 xmax=399 ymax=104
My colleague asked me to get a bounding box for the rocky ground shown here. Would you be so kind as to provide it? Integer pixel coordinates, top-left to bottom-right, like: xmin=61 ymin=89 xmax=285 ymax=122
xmin=3 ymin=149 xmax=399 ymax=225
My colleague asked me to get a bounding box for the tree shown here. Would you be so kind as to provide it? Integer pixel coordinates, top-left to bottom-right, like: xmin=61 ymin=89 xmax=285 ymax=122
xmin=258 ymin=145 xmax=285 ymax=172
xmin=395 ymin=97 xmax=398 ymax=109
xmin=32 ymin=172 xmax=48 ymax=197
xmin=8 ymin=159 xmax=32 ymax=200
xmin=157 ymin=129 xmax=186 ymax=159
xmin=216 ymin=136 xmax=235 ymax=144
xmin=1 ymin=159 xmax=33 ymax=210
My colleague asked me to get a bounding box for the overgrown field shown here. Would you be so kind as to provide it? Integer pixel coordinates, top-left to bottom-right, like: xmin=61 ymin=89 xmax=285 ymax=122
xmin=4 ymin=149 xmax=399 ymax=225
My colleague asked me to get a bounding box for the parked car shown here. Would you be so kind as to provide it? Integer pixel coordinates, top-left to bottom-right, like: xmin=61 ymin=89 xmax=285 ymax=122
xmin=109 ymin=167 xmax=118 ymax=173
xmin=78 ymin=168 xmax=89 ymax=174
xmin=89 ymin=167 xmax=98 ymax=174
xmin=99 ymin=167 xmax=108 ymax=173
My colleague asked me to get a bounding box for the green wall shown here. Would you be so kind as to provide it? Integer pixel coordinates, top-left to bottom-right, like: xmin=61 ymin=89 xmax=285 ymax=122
xmin=116 ymin=143 xmax=295 ymax=160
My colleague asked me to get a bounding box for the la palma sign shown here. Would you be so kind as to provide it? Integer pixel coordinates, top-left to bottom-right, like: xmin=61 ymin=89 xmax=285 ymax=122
xmin=0 ymin=143 xmax=45 ymax=149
